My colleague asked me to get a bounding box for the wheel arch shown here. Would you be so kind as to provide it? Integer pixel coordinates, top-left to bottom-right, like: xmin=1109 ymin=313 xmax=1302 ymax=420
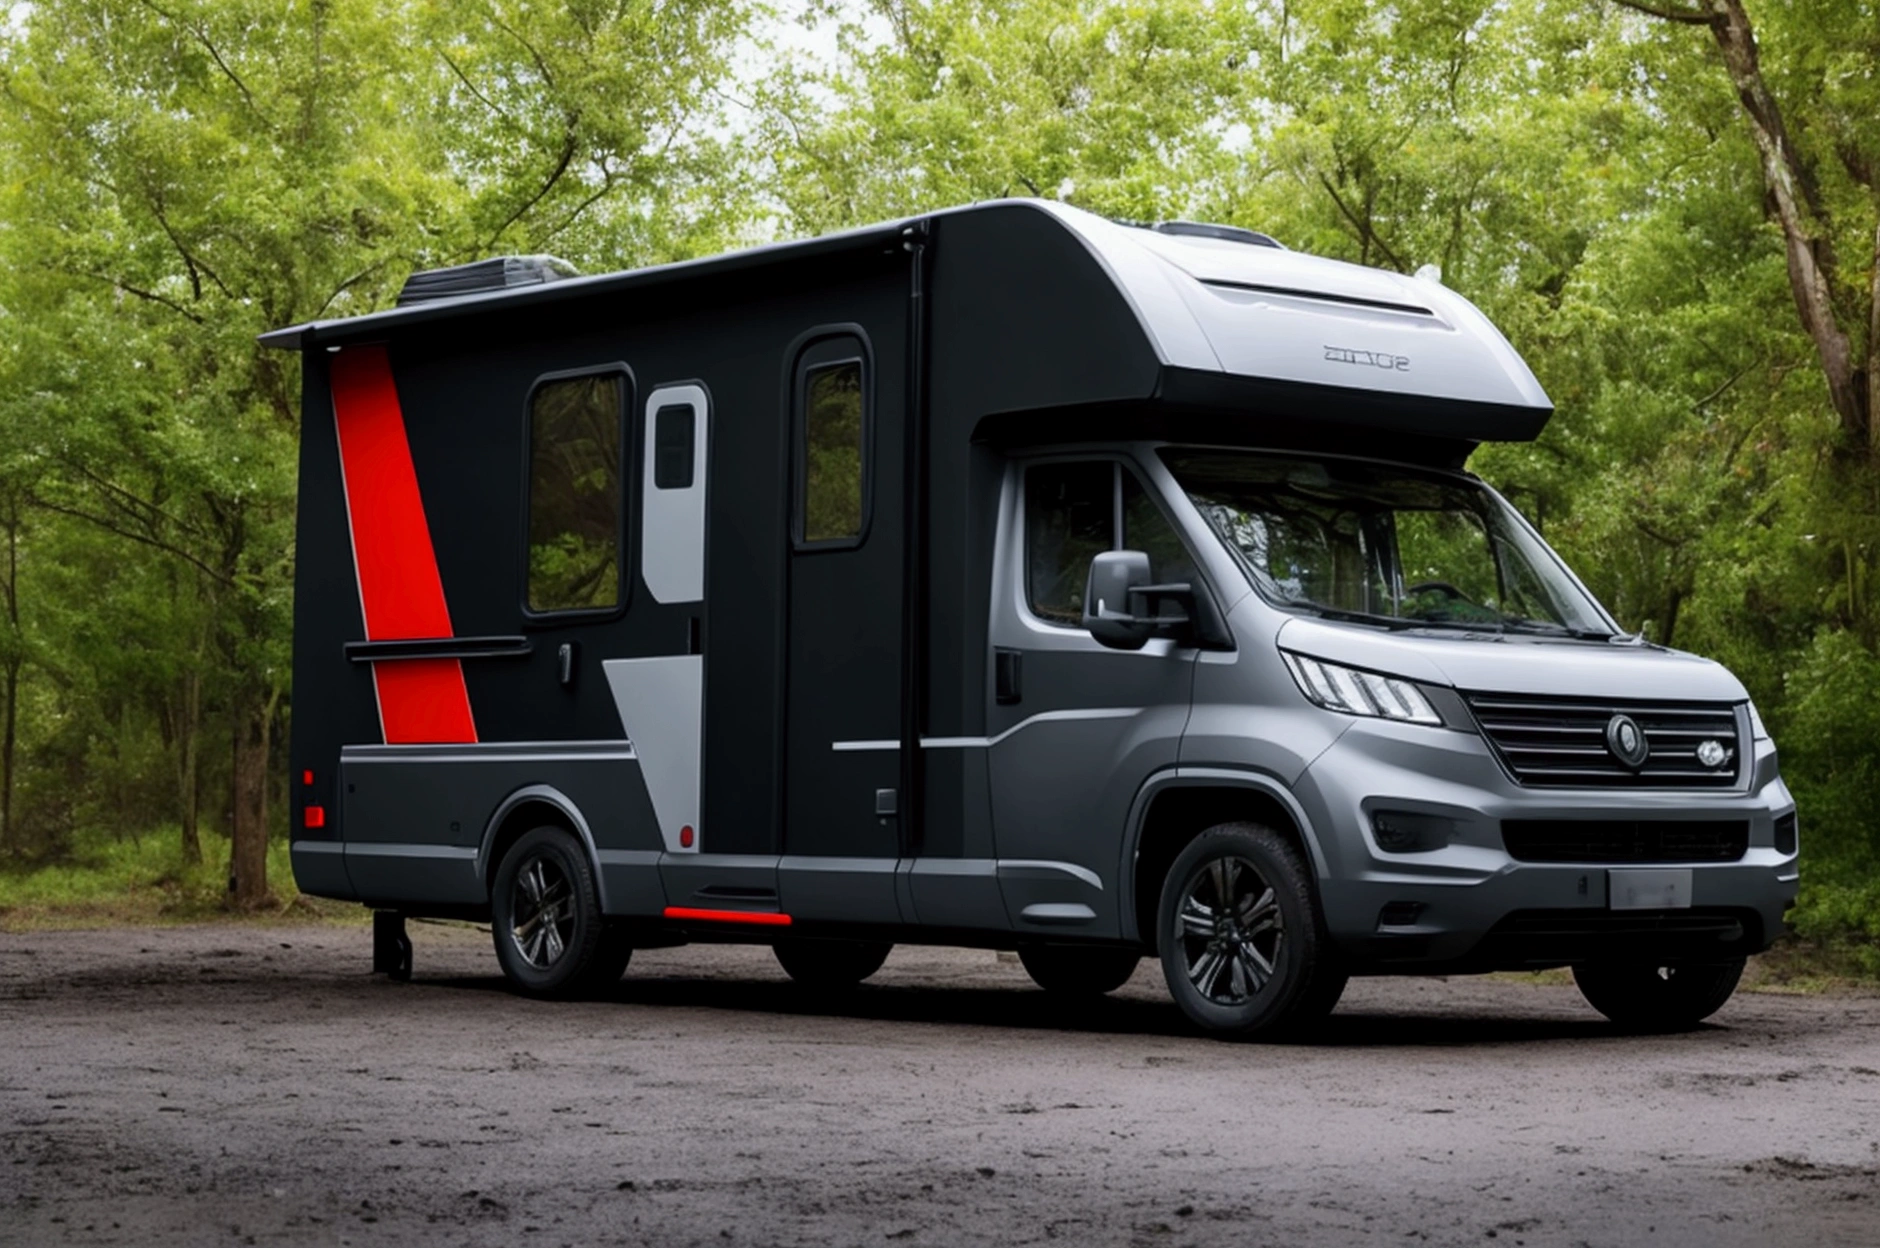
xmin=1119 ymin=768 xmax=1327 ymax=952
xmin=478 ymin=784 xmax=611 ymax=911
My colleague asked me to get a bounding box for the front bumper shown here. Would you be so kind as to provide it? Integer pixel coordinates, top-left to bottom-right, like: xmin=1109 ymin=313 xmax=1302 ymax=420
xmin=1293 ymin=717 xmax=1798 ymax=969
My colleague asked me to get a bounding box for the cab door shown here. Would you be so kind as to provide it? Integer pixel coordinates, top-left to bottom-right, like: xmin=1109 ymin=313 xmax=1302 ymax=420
xmin=985 ymin=456 xmax=1204 ymax=938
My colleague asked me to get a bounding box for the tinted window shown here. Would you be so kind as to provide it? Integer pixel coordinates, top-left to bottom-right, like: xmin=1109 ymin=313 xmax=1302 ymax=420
xmin=800 ymin=361 xmax=864 ymax=543
xmin=1026 ymin=462 xmax=1114 ymax=624
xmin=1026 ymin=461 xmax=1196 ymax=625
xmin=527 ymin=373 xmax=622 ymax=613
xmin=653 ymin=403 xmax=695 ymax=490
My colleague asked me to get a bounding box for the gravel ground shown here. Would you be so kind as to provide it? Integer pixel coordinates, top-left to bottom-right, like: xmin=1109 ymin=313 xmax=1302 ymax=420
xmin=2 ymin=922 xmax=1878 ymax=1247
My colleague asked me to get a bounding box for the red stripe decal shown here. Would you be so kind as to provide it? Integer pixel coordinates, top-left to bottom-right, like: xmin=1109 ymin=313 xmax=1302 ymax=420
xmin=662 ymin=907 xmax=793 ymax=927
xmin=331 ymin=346 xmax=477 ymax=745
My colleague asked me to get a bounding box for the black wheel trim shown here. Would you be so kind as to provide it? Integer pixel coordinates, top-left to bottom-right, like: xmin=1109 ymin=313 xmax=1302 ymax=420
xmin=509 ymin=853 xmax=577 ymax=971
xmin=1172 ymin=854 xmax=1286 ymax=1006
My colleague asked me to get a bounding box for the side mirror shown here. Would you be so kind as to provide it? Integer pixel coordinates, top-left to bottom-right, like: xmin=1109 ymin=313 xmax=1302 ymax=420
xmin=1083 ymin=550 xmax=1158 ymax=650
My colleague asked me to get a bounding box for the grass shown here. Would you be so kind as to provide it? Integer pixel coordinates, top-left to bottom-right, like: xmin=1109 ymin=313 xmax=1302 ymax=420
xmin=0 ymin=825 xmax=359 ymax=932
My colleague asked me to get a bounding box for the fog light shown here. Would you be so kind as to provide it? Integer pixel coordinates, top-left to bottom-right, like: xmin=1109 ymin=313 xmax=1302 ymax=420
xmin=1378 ymin=901 xmax=1425 ymax=929
xmin=1371 ymin=810 xmax=1455 ymax=854
xmin=1773 ymin=812 xmax=1798 ymax=856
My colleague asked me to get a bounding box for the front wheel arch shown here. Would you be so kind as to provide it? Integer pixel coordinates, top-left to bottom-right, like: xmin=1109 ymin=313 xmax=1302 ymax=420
xmin=1121 ymin=771 xmax=1328 ymax=954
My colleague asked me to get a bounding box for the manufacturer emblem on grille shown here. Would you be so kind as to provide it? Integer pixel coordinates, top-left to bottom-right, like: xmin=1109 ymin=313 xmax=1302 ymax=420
xmin=1605 ymin=714 xmax=1650 ymax=768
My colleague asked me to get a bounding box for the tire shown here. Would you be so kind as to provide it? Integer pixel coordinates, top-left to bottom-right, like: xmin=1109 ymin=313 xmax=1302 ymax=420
xmin=1018 ymin=945 xmax=1142 ymax=995
xmin=773 ymin=938 xmax=893 ymax=989
xmin=490 ymin=826 xmax=630 ymax=998
xmin=1156 ymin=822 xmax=1340 ymax=1039
xmin=1572 ymin=959 xmax=1745 ymax=1032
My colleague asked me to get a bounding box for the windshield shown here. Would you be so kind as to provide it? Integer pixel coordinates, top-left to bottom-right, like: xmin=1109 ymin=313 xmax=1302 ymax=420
xmin=1159 ymin=450 xmax=1616 ymax=637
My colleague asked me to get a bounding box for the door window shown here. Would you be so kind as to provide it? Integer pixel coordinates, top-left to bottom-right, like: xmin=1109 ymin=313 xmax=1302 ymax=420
xmin=1025 ymin=461 xmax=1198 ymax=626
xmin=799 ymin=359 xmax=867 ymax=545
xmin=526 ymin=370 xmax=626 ymax=615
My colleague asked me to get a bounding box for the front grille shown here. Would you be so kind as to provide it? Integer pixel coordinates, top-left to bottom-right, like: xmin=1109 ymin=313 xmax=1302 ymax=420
xmin=1464 ymin=693 xmax=1741 ymax=788
xmin=1502 ymin=819 xmax=1748 ymax=864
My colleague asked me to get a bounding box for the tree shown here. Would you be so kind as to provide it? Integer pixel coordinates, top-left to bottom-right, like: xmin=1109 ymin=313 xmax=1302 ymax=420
xmin=1613 ymin=0 xmax=1878 ymax=453
xmin=0 ymin=0 xmax=752 ymax=900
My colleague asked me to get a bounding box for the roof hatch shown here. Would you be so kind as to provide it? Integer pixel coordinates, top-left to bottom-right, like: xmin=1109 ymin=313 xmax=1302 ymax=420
xmin=396 ymin=255 xmax=579 ymax=307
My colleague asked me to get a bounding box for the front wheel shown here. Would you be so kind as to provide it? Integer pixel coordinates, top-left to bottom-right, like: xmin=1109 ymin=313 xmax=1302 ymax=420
xmin=773 ymin=938 xmax=893 ymax=989
xmin=1572 ymin=959 xmax=1745 ymax=1032
xmin=1156 ymin=823 xmax=1342 ymax=1039
xmin=1018 ymin=945 xmax=1141 ymax=995
xmin=491 ymin=826 xmax=631 ymax=998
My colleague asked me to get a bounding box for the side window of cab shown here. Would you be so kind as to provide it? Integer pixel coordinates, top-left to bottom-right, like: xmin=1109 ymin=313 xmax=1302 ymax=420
xmin=1024 ymin=460 xmax=1198 ymax=627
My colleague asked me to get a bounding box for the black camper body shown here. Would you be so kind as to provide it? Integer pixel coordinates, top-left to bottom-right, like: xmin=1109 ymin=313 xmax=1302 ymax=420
xmin=267 ymin=199 xmax=1576 ymax=1011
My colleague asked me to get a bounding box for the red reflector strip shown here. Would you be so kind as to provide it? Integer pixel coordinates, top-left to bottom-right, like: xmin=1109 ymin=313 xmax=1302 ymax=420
xmin=662 ymin=907 xmax=792 ymax=927
xmin=330 ymin=345 xmax=476 ymax=745
xmin=304 ymin=805 xmax=326 ymax=829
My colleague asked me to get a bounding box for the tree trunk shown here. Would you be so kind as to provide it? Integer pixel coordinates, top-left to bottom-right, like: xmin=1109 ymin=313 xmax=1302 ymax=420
xmin=1704 ymin=0 xmax=1865 ymax=445
xmin=1619 ymin=0 xmax=1870 ymax=446
xmin=0 ymin=656 xmax=18 ymax=855
xmin=228 ymin=694 xmax=272 ymax=910
xmin=0 ymin=504 xmax=19 ymax=855
xmin=176 ymin=669 xmax=201 ymax=866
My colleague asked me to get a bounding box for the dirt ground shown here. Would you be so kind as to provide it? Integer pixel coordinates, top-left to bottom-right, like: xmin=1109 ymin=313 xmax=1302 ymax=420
xmin=2 ymin=924 xmax=1878 ymax=1248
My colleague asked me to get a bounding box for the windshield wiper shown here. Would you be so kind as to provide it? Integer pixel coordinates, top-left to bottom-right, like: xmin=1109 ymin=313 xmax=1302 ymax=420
xmin=1296 ymin=605 xmax=1421 ymax=630
xmin=1496 ymin=619 xmax=1618 ymax=642
xmin=1301 ymin=605 xmax=1505 ymax=633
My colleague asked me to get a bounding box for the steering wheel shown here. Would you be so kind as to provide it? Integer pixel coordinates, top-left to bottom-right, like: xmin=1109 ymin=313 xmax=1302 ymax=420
xmin=1404 ymin=580 xmax=1468 ymax=600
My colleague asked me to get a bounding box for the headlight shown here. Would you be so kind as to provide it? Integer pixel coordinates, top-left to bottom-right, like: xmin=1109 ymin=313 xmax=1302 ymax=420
xmin=1280 ymin=651 xmax=1443 ymax=725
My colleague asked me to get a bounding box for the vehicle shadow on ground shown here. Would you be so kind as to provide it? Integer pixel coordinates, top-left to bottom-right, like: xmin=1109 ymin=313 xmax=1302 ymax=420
xmin=416 ymin=970 xmax=1645 ymax=1048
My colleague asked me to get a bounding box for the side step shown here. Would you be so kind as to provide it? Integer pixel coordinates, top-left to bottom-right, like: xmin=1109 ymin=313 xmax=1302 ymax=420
xmin=372 ymin=910 xmax=412 ymax=982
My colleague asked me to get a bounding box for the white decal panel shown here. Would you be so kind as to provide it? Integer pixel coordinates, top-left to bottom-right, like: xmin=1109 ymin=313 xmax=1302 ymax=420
xmin=603 ymin=656 xmax=703 ymax=854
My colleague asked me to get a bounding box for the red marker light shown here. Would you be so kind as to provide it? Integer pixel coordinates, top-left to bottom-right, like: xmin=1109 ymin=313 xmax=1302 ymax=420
xmin=662 ymin=907 xmax=791 ymax=927
xmin=679 ymin=825 xmax=695 ymax=848
xmin=304 ymin=805 xmax=326 ymax=829
xmin=302 ymin=770 xmax=314 ymax=786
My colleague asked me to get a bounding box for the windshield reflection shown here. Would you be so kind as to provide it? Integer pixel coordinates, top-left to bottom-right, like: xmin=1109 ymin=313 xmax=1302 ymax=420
xmin=1159 ymin=450 xmax=1616 ymax=638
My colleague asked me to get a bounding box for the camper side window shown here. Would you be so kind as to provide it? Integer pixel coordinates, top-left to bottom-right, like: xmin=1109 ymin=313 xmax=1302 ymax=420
xmin=527 ymin=372 xmax=624 ymax=614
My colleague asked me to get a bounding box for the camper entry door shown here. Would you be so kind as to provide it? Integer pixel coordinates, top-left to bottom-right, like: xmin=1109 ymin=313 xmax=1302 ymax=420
xmin=780 ymin=334 xmax=906 ymax=920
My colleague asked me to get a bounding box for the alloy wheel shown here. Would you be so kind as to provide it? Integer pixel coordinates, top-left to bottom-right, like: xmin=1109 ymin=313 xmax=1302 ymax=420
xmin=509 ymin=855 xmax=575 ymax=970
xmin=1173 ymin=855 xmax=1285 ymax=1005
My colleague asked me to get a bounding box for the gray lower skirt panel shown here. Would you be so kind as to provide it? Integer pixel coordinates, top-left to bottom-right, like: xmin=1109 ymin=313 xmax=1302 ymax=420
xmin=335 ymin=741 xmax=661 ymax=912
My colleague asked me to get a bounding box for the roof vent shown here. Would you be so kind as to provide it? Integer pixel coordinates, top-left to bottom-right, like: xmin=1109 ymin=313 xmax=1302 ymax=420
xmin=396 ymin=255 xmax=580 ymax=307
xmin=1152 ymin=221 xmax=1285 ymax=249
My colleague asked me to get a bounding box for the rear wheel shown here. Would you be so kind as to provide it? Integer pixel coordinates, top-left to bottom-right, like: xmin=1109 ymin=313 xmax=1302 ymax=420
xmin=491 ymin=826 xmax=630 ymax=998
xmin=773 ymin=938 xmax=893 ymax=989
xmin=1572 ymin=959 xmax=1745 ymax=1032
xmin=1018 ymin=945 xmax=1141 ymax=995
xmin=1156 ymin=823 xmax=1342 ymax=1039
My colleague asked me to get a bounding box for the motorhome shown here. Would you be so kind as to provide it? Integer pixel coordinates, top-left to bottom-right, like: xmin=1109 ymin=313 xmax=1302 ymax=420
xmin=263 ymin=200 xmax=1798 ymax=1037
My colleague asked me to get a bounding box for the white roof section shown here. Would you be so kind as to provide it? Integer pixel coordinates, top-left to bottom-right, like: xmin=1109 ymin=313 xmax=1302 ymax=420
xmin=1029 ymin=201 xmax=1551 ymax=413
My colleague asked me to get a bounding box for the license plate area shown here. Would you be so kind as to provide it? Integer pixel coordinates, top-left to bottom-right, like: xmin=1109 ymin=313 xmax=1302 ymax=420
xmin=1608 ymin=868 xmax=1692 ymax=910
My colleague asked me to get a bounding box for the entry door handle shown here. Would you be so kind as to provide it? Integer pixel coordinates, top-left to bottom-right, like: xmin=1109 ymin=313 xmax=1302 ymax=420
xmin=995 ymin=648 xmax=1022 ymax=705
